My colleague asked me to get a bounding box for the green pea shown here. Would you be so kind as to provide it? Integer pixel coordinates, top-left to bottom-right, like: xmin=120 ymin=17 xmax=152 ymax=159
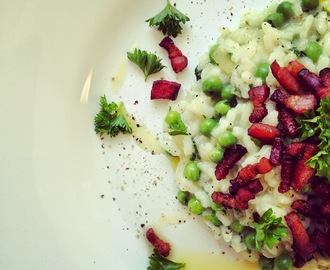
xmin=202 ymin=77 xmax=222 ymax=96
xmin=209 ymin=211 xmax=222 ymax=227
xmin=209 ymin=146 xmax=225 ymax=163
xmin=255 ymin=62 xmax=270 ymax=81
xmin=188 ymin=197 xmax=204 ymax=215
xmin=177 ymin=190 xmax=189 ymax=205
xmin=264 ymin=12 xmax=285 ymax=28
xmin=230 ymin=220 xmax=244 ymax=233
xmin=276 ymin=1 xmax=294 ymax=20
xmin=210 ymin=201 xmax=224 ymax=211
xmin=218 ymin=130 xmax=237 ymax=147
xmin=274 ymin=253 xmax=293 ymax=270
xmin=165 ymin=110 xmax=181 ymax=125
xmin=199 ymin=118 xmax=218 ymax=136
xmin=301 ymin=0 xmax=319 ymax=11
xmin=244 ymin=230 xmax=257 ymax=250
xmin=259 ymin=256 xmax=274 ymax=270
xmin=221 ymin=84 xmax=235 ymax=100
xmin=214 ymin=100 xmax=231 ymax=116
xmin=305 ymin=41 xmax=322 ymax=62
xmin=183 ymin=161 xmax=200 ymax=181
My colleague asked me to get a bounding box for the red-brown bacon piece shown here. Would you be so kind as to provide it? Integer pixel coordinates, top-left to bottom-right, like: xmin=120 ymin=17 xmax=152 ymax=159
xmin=287 ymin=60 xmax=307 ymax=78
xmin=298 ymin=68 xmax=330 ymax=100
xmin=310 ymin=229 xmax=327 ymax=251
xmin=277 ymin=104 xmax=299 ymax=138
xmin=311 ymin=177 xmax=330 ymax=196
xmin=278 ymin=157 xmax=295 ymax=193
xmin=212 ymin=188 xmax=256 ymax=210
xmin=230 ymin=178 xmax=263 ymax=195
xmin=320 ymin=198 xmax=330 ymax=216
xmin=286 ymin=141 xmax=306 ymax=157
xmin=248 ymin=123 xmax=281 ymax=144
xmin=285 ymin=211 xmax=316 ymax=267
xmin=270 ymin=89 xmax=316 ymax=114
xmin=146 ymin=228 xmax=171 ymax=257
xmin=291 ymin=200 xmax=321 ymax=218
xmin=292 ymin=144 xmax=318 ymax=191
xmin=159 ymin=36 xmax=188 ymax=73
xmin=248 ymin=85 xmax=270 ymax=123
xmin=270 ymin=137 xmax=284 ymax=166
xmin=215 ymin=144 xmax=247 ymax=180
xmin=270 ymin=60 xmax=303 ymax=95
xmin=150 ymin=79 xmax=181 ymax=100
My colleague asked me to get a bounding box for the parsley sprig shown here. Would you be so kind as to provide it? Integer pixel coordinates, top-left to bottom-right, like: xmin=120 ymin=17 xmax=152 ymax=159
xmin=94 ymin=95 xmax=132 ymax=137
xmin=250 ymin=208 xmax=287 ymax=251
xmin=127 ymin=49 xmax=164 ymax=81
xmin=146 ymin=0 xmax=190 ymax=38
xmin=148 ymin=250 xmax=185 ymax=270
xmin=297 ymin=95 xmax=330 ymax=182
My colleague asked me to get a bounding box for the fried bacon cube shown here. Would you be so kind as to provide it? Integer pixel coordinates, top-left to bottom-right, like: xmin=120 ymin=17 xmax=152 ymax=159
xmin=298 ymin=68 xmax=330 ymax=100
xmin=284 ymin=211 xmax=316 ymax=267
xmin=248 ymin=123 xmax=282 ymax=144
xmin=311 ymin=177 xmax=330 ymax=196
xmin=270 ymin=137 xmax=284 ymax=166
xmin=212 ymin=188 xmax=256 ymax=210
xmin=320 ymin=198 xmax=330 ymax=217
xmin=277 ymin=104 xmax=299 ymax=138
xmin=150 ymin=80 xmax=181 ymax=100
xmin=146 ymin=228 xmax=171 ymax=257
xmin=285 ymin=141 xmax=306 ymax=157
xmin=278 ymin=157 xmax=295 ymax=193
xmin=291 ymin=144 xmax=318 ymax=191
xmin=291 ymin=200 xmax=321 ymax=218
xmin=270 ymin=60 xmax=303 ymax=95
xmin=159 ymin=36 xmax=188 ymax=73
xmin=287 ymin=60 xmax=307 ymax=78
xmin=270 ymin=89 xmax=316 ymax=114
xmin=214 ymin=144 xmax=247 ymax=180
xmin=248 ymin=85 xmax=270 ymax=123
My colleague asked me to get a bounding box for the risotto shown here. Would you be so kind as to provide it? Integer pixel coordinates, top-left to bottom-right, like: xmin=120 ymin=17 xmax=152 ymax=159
xmin=160 ymin=0 xmax=330 ymax=269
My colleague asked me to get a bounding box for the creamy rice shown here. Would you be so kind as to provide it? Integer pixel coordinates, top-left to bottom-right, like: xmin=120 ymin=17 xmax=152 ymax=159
xmin=161 ymin=0 xmax=330 ymax=269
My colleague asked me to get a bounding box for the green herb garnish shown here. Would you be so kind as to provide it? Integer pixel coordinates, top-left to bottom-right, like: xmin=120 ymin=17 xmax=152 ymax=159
xmin=127 ymin=49 xmax=164 ymax=81
xmin=94 ymin=95 xmax=132 ymax=137
xmin=146 ymin=0 xmax=190 ymax=38
xmin=148 ymin=250 xmax=185 ymax=270
xmin=250 ymin=208 xmax=287 ymax=251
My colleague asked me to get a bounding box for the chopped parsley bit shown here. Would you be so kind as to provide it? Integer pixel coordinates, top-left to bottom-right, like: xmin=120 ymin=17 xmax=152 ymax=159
xmin=250 ymin=208 xmax=287 ymax=251
xmin=147 ymin=250 xmax=185 ymax=270
xmin=146 ymin=0 xmax=190 ymax=38
xmin=297 ymin=95 xmax=330 ymax=182
xmin=127 ymin=49 xmax=164 ymax=81
xmin=94 ymin=95 xmax=132 ymax=137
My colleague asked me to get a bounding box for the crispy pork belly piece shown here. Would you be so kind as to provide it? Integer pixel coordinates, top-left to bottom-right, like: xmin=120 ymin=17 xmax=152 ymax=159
xmin=212 ymin=188 xmax=256 ymax=210
xmin=146 ymin=228 xmax=171 ymax=257
xmin=278 ymin=157 xmax=295 ymax=193
xmin=292 ymin=144 xmax=318 ymax=191
xmin=291 ymin=200 xmax=321 ymax=218
xmin=248 ymin=123 xmax=282 ymax=144
xmin=214 ymin=144 xmax=247 ymax=180
xmin=298 ymin=68 xmax=330 ymax=99
xmin=277 ymin=104 xmax=299 ymax=138
xmin=270 ymin=89 xmax=316 ymax=114
xmin=150 ymin=79 xmax=181 ymax=100
xmin=248 ymin=85 xmax=270 ymax=123
xmin=270 ymin=137 xmax=284 ymax=166
xmin=285 ymin=211 xmax=316 ymax=267
xmin=271 ymin=60 xmax=303 ymax=95
xmin=311 ymin=177 xmax=330 ymax=196
xmin=159 ymin=36 xmax=188 ymax=73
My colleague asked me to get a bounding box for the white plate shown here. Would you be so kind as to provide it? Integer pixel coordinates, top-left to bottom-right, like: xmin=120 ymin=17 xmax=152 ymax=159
xmin=1 ymin=0 xmax=264 ymax=269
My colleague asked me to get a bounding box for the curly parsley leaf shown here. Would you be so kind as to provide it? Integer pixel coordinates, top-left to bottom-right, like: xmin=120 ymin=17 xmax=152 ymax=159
xmin=148 ymin=250 xmax=185 ymax=270
xmin=94 ymin=95 xmax=132 ymax=137
xmin=127 ymin=49 xmax=164 ymax=81
xmin=250 ymin=208 xmax=287 ymax=251
xmin=297 ymin=95 xmax=330 ymax=182
xmin=146 ymin=0 xmax=190 ymax=38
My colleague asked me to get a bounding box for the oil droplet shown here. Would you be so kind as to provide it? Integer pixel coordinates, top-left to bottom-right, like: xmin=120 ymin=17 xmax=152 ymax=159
xmin=170 ymin=248 xmax=259 ymax=270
